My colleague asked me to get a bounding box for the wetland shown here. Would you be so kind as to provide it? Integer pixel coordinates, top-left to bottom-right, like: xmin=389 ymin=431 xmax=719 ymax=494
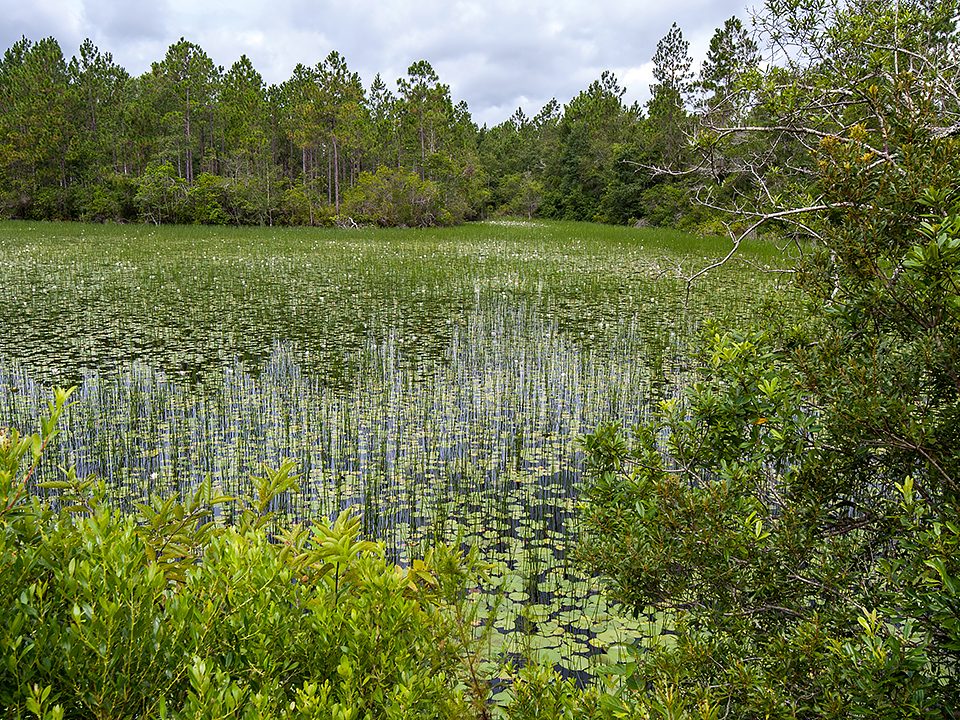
xmin=0 ymin=218 xmax=787 ymax=679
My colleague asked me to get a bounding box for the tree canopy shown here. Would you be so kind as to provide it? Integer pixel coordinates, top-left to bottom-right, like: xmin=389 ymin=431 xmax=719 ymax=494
xmin=0 ymin=19 xmax=816 ymax=229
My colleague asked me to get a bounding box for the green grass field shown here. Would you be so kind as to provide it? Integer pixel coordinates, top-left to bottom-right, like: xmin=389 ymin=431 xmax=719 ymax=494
xmin=0 ymin=218 xmax=791 ymax=678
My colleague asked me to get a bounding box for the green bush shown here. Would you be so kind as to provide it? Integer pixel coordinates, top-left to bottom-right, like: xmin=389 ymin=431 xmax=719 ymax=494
xmin=276 ymin=182 xmax=336 ymax=227
xmin=134 ymin=162 xmax=187 ymax=225
xmin=497 ymin=173 xmax=543 ymax=219
xmin=580 ymin=241 xmax=960 ymax=717
xmin=342 ymin=167 xmax=447 ymax=228
xmin=72 ymin=174 xmax=137 ymax=223
xmin=184 ymin=173 xmax=232 ymax=225
xmin=581 ymin=3 xmax=960 ymax=715
xmin=0 ymin=390 xmax=489 ymax=719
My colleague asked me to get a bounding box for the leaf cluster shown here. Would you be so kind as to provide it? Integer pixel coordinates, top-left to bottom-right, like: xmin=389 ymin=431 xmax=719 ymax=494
xmin=0 ymin=395 xmax=495 ymax=719
xmin=580 ymin=1 xmax=960 ymax=716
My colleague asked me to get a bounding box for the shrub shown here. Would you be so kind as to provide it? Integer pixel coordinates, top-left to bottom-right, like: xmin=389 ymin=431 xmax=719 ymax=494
xmin=184 ymin=173 xmax=232 ymax=225
xmin=73 ymin=174 xmax=137 ymax=223
xmin=134 ymin=162 xmax=187 ymax=225
xmin=0 ymin=390 xmax=488 ymax=719
xmin=277 ymin=182 xmax=335 ymax=227
xmin=342 ymin=167 xmax=447 ymax=228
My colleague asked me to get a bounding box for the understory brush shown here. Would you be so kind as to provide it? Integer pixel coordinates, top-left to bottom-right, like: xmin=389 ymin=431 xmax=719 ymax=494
xmin=0 ymin=388 xmax=491 ymax=719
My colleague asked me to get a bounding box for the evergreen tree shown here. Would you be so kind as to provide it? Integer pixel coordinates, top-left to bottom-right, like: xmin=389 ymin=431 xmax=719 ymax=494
xmin=646 ymin=23 xmax=694 ymax=170
xmin=148 ymin=39 xmax=221 ymax=184
xmin=218 ymin=55 xmax=274 ymax=223
xmin=397 ymin=60 xmax=450 ymax=180
xmin=315 ymin=51 xmax=366 ymax=212
xmin=541 ymin=71 xmax=633 ymax=221
xmin=67 ymin=39 xmax=133 ymax=220
xmin=699 ymin=16 xmax=759 ymax=123
xmin=0 ymin=37 xmax=72 ymax=218
xmin=366 ymin=73 xmax=400 ymax=170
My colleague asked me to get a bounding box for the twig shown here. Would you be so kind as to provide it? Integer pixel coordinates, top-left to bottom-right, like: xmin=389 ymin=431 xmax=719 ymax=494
xmin=683 ymin=203 xmax=852 ymax=301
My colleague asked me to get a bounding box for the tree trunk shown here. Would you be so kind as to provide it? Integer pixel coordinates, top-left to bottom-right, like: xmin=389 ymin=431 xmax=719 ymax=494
xmin=184 ymin=85 xmax=193 ymax=184
xmin=332 ymin=135 xmax=340 ymax=212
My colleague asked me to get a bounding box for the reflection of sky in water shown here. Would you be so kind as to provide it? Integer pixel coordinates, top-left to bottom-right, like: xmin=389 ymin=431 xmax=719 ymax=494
xmin=2 ymin=318 xmax=677 ymax=683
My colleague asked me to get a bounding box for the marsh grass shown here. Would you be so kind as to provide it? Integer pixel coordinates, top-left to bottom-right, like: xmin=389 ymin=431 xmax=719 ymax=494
xmin=0 ymin=218 xmax=790 ymax=678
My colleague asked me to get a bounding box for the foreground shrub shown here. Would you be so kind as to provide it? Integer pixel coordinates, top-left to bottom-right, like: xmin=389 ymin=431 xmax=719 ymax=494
xmin=0 ymin=389 xmax=486 ymax=719
xmin=581 ymin=1 xmax=960 ymax=716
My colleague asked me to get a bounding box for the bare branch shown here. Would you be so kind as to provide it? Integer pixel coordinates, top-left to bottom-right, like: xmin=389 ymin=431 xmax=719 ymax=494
xmin=683 ymin=204 xmax=849 ymax=300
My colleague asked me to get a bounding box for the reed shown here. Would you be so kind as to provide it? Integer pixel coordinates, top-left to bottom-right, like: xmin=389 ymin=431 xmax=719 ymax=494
xmin=0 ymin=218 xmax=789 ymax=677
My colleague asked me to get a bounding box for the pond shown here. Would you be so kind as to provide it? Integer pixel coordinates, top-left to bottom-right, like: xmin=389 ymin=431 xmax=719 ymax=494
xmin=0 ymin=219 xmax=788 ymax=680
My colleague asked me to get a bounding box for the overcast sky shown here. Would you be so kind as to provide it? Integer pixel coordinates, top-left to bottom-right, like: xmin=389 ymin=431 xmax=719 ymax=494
xmin=1 ymin=0 xmax=755 ymax=126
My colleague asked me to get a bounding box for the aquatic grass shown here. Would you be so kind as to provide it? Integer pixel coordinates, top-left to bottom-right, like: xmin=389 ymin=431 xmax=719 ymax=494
xmin=0 ymin=219 xmax=787 ymax=383
xmin=0 ymin=218 xmax=790 ymax=678
xmin=2 ymin=303 xmax=665 ymax=671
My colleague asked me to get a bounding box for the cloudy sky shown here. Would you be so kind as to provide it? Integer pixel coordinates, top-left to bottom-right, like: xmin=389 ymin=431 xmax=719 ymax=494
xmin=1 ymin=0 xmax=755 ymax=126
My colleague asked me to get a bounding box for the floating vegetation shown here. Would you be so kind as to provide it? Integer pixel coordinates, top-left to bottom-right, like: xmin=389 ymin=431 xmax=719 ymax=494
xmin=1 ymin=306 xmax=671 ymax=676
xmin=0 ymin=219 xmax=788 ymax=679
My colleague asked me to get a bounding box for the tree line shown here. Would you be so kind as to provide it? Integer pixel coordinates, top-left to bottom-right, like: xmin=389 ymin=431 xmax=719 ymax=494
xmin=0 ymin=19 xmax=756 ymax=228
